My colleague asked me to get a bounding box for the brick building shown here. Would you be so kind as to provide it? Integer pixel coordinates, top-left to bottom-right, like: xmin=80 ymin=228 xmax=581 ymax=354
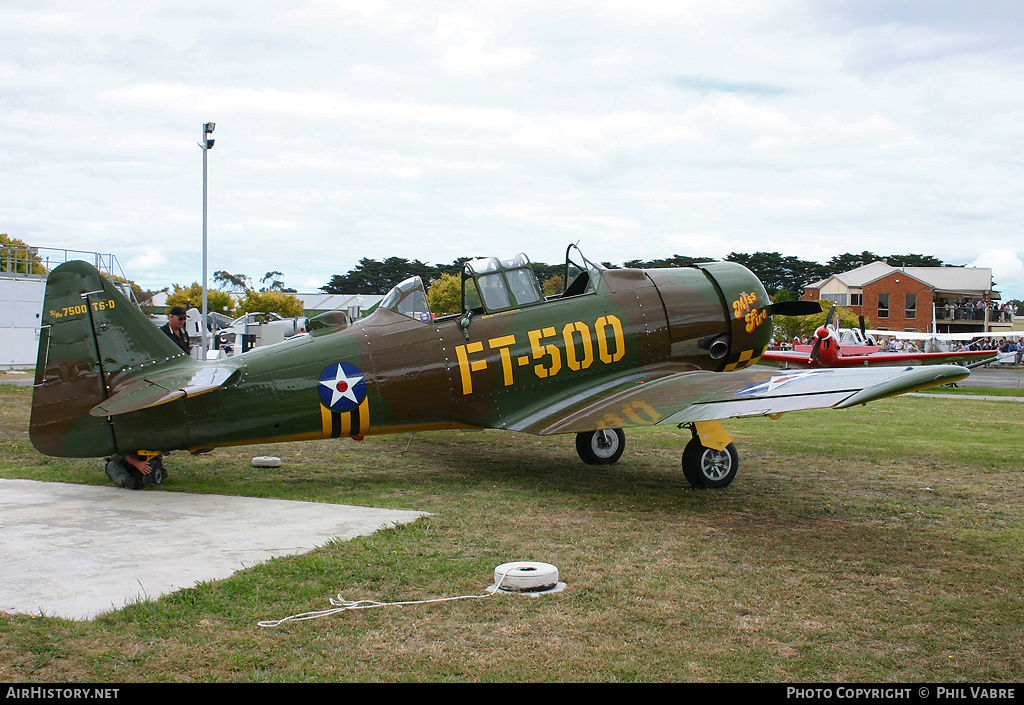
xmin=802 ymin=261 xmax=1012 ymax=335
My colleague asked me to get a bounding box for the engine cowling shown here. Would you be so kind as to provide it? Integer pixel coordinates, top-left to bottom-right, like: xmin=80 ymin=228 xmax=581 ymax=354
xmin=646 ymin=261 xmax=773 ymax=372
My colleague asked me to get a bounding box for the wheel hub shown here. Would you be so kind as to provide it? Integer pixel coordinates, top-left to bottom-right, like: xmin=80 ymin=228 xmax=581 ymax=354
xmin=700 ymin=449 xmax=732 ymax=480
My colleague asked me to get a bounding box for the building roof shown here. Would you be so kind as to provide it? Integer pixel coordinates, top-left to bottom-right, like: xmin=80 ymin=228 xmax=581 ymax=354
xmin=295 ymin=293 xmax=384 ymax=312
xmin=807 ymin=262 xmax=994 ymax=295
xmin=901 ymin=266 xmax=994 ymax=293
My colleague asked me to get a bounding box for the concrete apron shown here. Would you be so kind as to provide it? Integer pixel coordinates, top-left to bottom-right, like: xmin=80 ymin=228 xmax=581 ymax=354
xmin=0 ymin=478 xmax=428 ymax=620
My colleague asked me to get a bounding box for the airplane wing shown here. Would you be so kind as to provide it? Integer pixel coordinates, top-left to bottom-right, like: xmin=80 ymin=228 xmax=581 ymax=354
xmin=839 ymin=351 xmax=996 ymax=367
xmin=865 ymin=330 xmax=953 ymax=341
xmin=508 ymin=364 xmax=968 ymax=435
xmin=866 ymin=329 xmax=1024 ymax=341
xmin=759 ymin=349 xmax=996 ymax=368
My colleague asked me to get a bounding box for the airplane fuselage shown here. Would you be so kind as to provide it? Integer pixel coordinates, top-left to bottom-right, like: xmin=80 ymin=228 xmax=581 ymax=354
xmin=31 ymin=261 xmax=772 ymax=457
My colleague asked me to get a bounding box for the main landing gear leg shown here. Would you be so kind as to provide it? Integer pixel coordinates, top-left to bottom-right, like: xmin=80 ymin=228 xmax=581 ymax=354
xmin=680 ymin=421 xmax=738 ymax=489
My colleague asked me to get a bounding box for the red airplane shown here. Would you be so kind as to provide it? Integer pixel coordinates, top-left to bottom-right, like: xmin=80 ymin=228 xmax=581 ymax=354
xmin=761 ymin=306 xmax=997 ymax=369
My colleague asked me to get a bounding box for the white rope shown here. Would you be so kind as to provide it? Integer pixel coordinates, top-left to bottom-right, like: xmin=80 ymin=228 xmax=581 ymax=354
xmin=379 ymin=432 xmax=415 ymax=453
xmin=257 ymin=567 xmax=514 ymax=628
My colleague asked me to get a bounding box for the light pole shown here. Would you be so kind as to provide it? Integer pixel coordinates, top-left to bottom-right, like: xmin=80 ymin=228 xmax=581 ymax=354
xmin=199 ymin=122 xmax=215 ymax=358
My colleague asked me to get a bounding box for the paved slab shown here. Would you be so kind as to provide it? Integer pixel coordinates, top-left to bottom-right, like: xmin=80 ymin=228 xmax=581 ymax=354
xmin=0 ymin=479 xmax=428 ymax=620
xmin=912 ymin=367 xmax=1024 ymax=399
xmin=957 ymin=366 xmax=1024 ymax=389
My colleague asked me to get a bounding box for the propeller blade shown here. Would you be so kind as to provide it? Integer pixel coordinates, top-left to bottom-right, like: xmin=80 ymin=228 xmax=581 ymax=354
xmin=809 ymin=306 xmax=837 ymax=362
xmin=809 ymin=335 xmax=822 ymax=361
xmin=859 ymin=315 xmax=871 ymax=344
xmin=768 ymin=300 xmax=824 ymax=317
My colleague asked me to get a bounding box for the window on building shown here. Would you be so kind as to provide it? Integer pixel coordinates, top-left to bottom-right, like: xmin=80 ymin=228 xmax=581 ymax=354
xmin=877 ymin=293 xmax=889 ymax=319
xmin=851 ymin=293 xmax=863 ymax=306
xmin=905 ymin=293 xmax=916 ymax=319
xmin=822 ymin=293 xmax=848 ymax=306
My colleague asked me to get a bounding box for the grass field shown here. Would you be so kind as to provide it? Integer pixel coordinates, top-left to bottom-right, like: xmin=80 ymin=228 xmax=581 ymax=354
xmin=1 ymin=382 xmax=1023 ymax=683
xmin=916 ymin=385 xmax=1024 ymax=397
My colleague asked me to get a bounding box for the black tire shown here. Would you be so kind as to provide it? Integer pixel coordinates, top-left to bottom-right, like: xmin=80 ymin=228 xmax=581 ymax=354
xmin=144 ymin=455 xmax=167 ymax=486
xmin=682 ymin=438 xmax=738 ymax=489
xmin=575 ymin=429 xmax=625 ymax=465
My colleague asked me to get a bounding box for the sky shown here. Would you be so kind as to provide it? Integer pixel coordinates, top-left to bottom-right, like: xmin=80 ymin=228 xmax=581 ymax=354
xmin=3 ymin=1 xmax=1024 ymax=300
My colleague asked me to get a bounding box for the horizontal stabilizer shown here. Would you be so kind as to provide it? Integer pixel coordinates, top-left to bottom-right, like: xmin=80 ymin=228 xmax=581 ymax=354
xmin=89 ymin=365 xmax=240 ymax=417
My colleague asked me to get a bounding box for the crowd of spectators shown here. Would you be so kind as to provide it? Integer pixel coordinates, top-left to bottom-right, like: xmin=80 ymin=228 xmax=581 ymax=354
xmin=949 ymin=336 xmax=1024 ymax=366
xmin=767 ymin=332 xmax=1024 ymax=366
xmin=938 ymin=299 xmax=1015 ymax=323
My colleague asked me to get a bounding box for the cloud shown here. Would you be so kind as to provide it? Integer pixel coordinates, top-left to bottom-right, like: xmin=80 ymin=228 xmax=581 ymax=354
xmin=428 ymin=12 xmax=533 ymax=73
xmin=970 ymin=249 xmax=1024 ymax=301
xmin=3 ymin=2 xmax=1023 ymax=300
xmin=126 ymin=248 xmax=168 ymax=274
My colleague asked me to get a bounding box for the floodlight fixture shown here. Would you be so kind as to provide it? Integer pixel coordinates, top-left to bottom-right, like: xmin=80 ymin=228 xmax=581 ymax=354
xmin=202 ymin=122 xmax=216 ymax=150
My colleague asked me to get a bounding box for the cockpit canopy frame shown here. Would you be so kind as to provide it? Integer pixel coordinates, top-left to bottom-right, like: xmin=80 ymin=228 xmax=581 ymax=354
xmin=379 ymin=275 xmax=432 ymax=321
xmin=377 ymin=246 xmax=605 ymax=323
xmin=461 ymin=252 xmax=545 ymax=314
xmin=562 ymin=243 xmax=602 ymax=298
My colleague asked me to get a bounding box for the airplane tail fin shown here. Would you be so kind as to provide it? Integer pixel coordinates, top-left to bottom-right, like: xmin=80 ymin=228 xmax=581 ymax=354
xmin=30 ymin=261 xmax=192 ymax=457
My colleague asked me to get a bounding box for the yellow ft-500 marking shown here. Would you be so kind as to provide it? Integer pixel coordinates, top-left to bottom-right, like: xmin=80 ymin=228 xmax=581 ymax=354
xmin=455 ymin=315 xmax=625 ymax=395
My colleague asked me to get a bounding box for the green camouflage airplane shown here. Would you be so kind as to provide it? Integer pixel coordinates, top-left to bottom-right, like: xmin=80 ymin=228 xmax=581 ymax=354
xmin=30 ymin=245 xmax=968 ymax=490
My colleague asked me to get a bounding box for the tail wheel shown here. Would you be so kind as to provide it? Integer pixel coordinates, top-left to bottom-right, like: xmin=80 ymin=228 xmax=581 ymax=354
xmin=575 ymin=429 xmax=625 ymax=465
xmin=145 ymin=455 xmax=167 ymax=486
xmin=682 ymin=438 xmax=738 ymax=489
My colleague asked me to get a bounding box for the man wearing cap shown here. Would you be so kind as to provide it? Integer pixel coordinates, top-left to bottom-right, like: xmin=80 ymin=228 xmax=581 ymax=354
xmin=160 ymin=305 xmax=191 ymax=354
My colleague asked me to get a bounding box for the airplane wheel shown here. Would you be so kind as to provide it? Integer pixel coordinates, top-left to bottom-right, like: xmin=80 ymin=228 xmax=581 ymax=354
xmin=682 ymin=438 xmax=738 ymax=489
xmin=575 ymin=429 xmax=625 ymax=465
xmin=146 ymin=455 xmax=167 ymax=486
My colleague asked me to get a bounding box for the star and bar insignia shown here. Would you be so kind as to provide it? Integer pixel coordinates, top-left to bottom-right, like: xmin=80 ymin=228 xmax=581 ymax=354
xmin=317 ymin=363 xmax=367 ymax=412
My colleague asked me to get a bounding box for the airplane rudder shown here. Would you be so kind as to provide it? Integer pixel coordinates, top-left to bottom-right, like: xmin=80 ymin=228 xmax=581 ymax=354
xmin=35 ymin=261 xmax=109 ymax=376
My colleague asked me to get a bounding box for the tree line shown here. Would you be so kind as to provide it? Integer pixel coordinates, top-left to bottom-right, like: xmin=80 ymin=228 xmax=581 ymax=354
xmin=319 ymin=250 xmax=950 ymax=299
xmin=5 ymin=232 xmax=1019 ymax=317
xmin=319 ymin=257 xmax=565 ymax=295
xmin=163 ymin=270 xmax=305 ymax=319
